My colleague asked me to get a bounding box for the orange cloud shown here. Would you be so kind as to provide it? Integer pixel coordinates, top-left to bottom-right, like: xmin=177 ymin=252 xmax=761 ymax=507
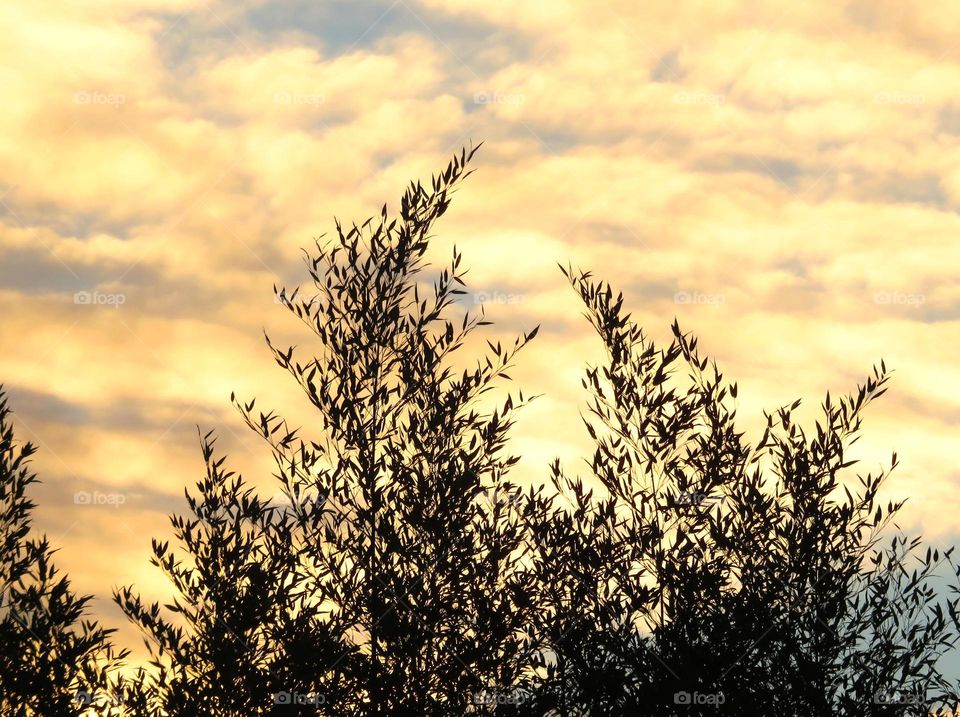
xmin=2 ymin=0 xmax=960 ymax=668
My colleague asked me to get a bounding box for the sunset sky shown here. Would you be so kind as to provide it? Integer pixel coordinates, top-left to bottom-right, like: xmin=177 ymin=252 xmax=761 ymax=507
xmin=2 ymin=0 xmax=960 ymax=663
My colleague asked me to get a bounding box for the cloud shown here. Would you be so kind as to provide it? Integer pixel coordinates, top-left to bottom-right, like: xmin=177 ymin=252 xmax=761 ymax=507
xmin=3 ymin=0 xmax=960 ymax=666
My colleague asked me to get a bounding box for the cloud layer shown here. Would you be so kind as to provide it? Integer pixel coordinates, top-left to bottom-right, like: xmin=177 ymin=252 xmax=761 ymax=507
xmin=3 ymin=0 xmax=959 ymax=662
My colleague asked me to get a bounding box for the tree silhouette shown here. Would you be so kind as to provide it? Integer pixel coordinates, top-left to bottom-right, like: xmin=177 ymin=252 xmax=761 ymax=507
xmin=0 ymin=388 xmax=125 ymax=717
xmin=6 ymin=147 xmax=951 ymax=716
xmin=115 ymin=428 xmax=355 ymax=716
xmin=118 ymin=146 xmax=543 ymax=715
xmin=524 ymin=268 xmax=960 ymax=716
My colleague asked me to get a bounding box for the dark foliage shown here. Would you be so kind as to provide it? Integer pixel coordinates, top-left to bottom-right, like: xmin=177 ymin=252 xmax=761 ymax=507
xmin=524 ymin=268 xmax=960 ymax=716
xmin=4 ymin=148 xmax=959 ymax=717
xmin=117 ymin=145 xmax=542 ymax=716
xmin=114 ymin=427 xmax=353 ymax=717
xmin=0 ymin=388 xmax=125 ymax=717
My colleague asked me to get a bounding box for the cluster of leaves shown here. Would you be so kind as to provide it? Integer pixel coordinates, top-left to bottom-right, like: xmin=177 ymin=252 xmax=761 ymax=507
xmin=3 ymin=148 xmax=960 ymax=716
xmin=0 ymin=388 xmax=125 ymax=717
xmin=115 ymin=145 xmax=542 ymax=716
xmin=523 ymin=271 xmax=960 ymax=716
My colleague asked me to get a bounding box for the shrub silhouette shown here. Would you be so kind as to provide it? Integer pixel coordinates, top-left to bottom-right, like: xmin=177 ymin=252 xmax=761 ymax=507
xmin=523 ymin=268 xmax=960 ymax=716
xmin=117 ymin=145 xmax=543 ymax=715
xmin=4 ymin=149 xmax=959 ymax=717
xmin=0 ymin=388 xmax=126 ymax=717
xmin=114 ymin=428 xmax=355 ymax=716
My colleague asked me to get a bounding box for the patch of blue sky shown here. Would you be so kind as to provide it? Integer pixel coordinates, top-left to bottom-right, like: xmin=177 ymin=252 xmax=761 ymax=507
xmin=245 ymin=0 xmax=532 ymax=68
